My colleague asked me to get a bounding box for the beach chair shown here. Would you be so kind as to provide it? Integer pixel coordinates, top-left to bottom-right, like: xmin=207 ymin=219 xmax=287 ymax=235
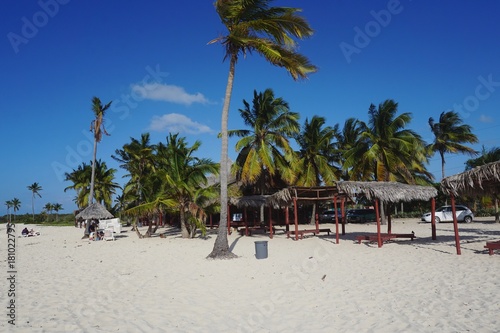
xmin=103 ymin=227 xmax=115 ymax=241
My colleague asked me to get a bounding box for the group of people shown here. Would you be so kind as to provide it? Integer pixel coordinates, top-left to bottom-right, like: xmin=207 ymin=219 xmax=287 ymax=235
xmin=21 ymin=227 xmax=40 ymax=237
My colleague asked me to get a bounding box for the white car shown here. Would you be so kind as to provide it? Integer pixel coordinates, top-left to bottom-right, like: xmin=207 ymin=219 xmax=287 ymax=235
xmin=421 ymin=205 xmax=474 ymax=223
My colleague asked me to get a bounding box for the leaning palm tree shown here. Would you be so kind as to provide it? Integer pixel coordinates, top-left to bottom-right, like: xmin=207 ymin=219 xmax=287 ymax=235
xmin=208 ymin=0 xmax=317 ymax=259
xmin=88 ymin=96 xmax=112 ymax=205
xmin=27 ymin=182 xmax=42 ymax=222
xmin=428 ymin=110 xmax=479 ymax=179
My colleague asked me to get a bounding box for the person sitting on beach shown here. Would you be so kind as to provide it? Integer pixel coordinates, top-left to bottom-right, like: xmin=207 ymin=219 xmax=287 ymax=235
xmin=22 ymin=227 xmax=29 ymax=236
xmin=28 ymin=228 xmax=40 ymax=237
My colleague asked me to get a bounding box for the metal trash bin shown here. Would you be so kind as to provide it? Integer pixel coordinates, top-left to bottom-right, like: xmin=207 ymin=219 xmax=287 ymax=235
xmin=254 ymin=240 xmax=268 ymax=259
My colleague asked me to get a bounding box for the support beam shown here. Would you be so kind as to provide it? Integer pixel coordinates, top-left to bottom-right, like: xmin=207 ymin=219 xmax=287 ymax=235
xmin=451 ymin=195 xmax=462 ymax=255
xmin=375 ymin=199 xmax=382 ymax=248
xmin=431 ymin=198 xmax=436 ymax=240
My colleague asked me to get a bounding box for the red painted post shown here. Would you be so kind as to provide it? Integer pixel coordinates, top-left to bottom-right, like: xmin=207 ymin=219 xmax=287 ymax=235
xmin=294 ymin=197 xmax=299 ymax=241
xmin=375 ymin=199 xmax=382 ymax=248
xmin=334 ymin=197 xmax=339 ymax=244
xmin=451 ymin=195 xmax=462 ymax=255
xmin=268 ymin=206 xmax=273 ymax=239
xmin=315 ymin=213 xmax=319 ymax=233
xmin=431 ymin=198 xmax=436 ymax=240
xmin=285 ymin=206 xmax=290 ymax=234
xmin=341 ymin=197 xmax=346 ymax=235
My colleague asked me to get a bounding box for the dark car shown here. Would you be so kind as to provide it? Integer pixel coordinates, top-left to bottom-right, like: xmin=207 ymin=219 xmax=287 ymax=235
xmin=319 ymin=209 xmax=342 ymax=223
xmin=346 ymin=209 xmax=376 ymax=223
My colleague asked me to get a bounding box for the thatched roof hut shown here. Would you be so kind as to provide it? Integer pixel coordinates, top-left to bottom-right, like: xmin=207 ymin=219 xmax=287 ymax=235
xmin=269 ymin=186 xmax=344 ymax=207
xmin=440 ymin=161 xmax=500 ymax=197
xmin=337 ymin=181 xmax=438 ymax=203
xmin=229 ymin=195 xmax=270 ymax=208
xmin=75 ymin=203 xmax=114 ymax=220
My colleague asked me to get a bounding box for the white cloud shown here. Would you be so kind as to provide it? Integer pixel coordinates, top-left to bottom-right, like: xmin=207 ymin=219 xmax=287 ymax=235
xmin=479 ymin=114 xmax=493 ymax=123
xmin=132 ymin=83 xmax=210 ymax=106
xmin=148 ymin=113 xmax=214 ymax=134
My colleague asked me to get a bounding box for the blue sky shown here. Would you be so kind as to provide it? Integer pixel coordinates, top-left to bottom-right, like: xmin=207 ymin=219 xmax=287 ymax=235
xmin=1 ymin=0 xmax=499 ymax=216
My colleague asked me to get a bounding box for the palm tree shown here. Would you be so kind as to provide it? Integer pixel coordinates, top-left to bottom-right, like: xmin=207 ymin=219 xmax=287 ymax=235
xmin=428 ymin=110 xmax=479 ymax=179
xmin=294 ymin=115 xmax=339 ymax=186
xmin=126 ymin=134 xmax=219 ymax=238
xmin=344 ymin=100 xmax=426 ymax=183
xmin=27 ymin=182 xmax=42 ymax=222
xmin=230 ymin=88 xmax=299 ymax=223
xmin=465 ymin=146 xmax=500 ymax=223
xmin=294 ymin=115 xmax=340 ymax=223
xmin=43 ymin=203 xmax=54 ymax=222
xmin=465 ymin=146 xmax=500 ymax=170
xmin=333 ymin=118 xmax=367 ymax=181
xmin=209 ymin=1 xmax=317 ymax=258
xmin=64 ymin=162 xmax=93 ymax=209
xmin=11 ymin=198 xmax=21 ymax=221
xmin=88 ymin=96 xmax=112 ymax=205
xmin=53 ymin=203 xmax=63 ymax=222
xmin=112 ymin=133 xmax=156 ymax=206
xmin=344 ymin=100 xmax=428 ymax=223
xmin=5 ymin=200 xmax=12 ymax=223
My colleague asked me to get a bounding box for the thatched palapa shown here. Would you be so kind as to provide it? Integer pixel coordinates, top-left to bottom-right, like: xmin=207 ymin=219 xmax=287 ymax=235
xmin=337 ymin=181 xmax=438 ymax=203
xmin=229 ymin=195 xmax=270 ymax=208
xmin=75 ymin=202 xmax=114 ymax=220
xmin=440 ymin=161 xmax=500 ymax=197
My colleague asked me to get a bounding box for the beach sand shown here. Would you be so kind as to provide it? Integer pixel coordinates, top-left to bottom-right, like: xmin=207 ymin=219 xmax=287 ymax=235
xmin=1 ymin=218 xmax=499 ymax=332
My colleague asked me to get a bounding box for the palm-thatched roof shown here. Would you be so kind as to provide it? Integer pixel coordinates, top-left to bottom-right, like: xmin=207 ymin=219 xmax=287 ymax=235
xmin=440 ymin=161 xmax=500 ymax=197
xmin=269 ymin=186 xmax=345 ymax=207
xmin=229 ymin=195 xmax=270 ymax=208
xmin=336 ymin=181 xmax=437 ymax=203
xmin=75 ymin=202 xmax=114 ymax=220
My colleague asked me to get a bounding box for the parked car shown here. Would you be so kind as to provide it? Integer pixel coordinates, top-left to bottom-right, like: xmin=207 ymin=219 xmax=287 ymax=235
xmin=421 ymin=205 xmax=474 ymax=223
xmin=319 ymin=209 xmax=342 ymax=223
xmin=346 ymin=209 xmax=376 ymax=223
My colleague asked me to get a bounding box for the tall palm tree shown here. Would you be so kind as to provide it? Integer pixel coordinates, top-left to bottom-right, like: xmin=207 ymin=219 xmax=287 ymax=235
xmin=428 ymin=110 xmax=479 ymax=179
xmin=27 ymin=182 xmax=42 ymax=222
xmin=88 ymin=96 xmax=112 ymax=205
xmin=11 ymin=198 xmax=21 ymax=221
xmin=5 ymin=200 xmax=12 ymax=223
xmin=334 ymin=118 xmax=367 ymax=180
xmin=209 ymin=1 xmax=317 ymax=258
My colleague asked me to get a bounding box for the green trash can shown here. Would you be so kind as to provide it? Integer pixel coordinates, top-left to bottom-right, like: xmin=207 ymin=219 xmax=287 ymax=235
xmin=255 ymin=240 xmax=268 ymax=259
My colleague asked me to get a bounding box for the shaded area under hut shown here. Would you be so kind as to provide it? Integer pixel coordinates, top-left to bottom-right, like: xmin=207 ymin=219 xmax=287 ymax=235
xmin=441 ymin=161 xmax=500 ymax=255
xmin=336 ymin=181 xmax=438 ymax=248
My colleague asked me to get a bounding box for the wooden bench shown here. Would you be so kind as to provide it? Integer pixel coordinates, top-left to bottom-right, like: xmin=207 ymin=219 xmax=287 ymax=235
xmin=356 ymin=233 xmax=415 ymax=244
xmin=238 ymin=226 xmax=275 ymax=236
xmin=484 ymin=241 xmax=500 ymax=255
xmin=287 ymin=228 xmax=332 ymax=239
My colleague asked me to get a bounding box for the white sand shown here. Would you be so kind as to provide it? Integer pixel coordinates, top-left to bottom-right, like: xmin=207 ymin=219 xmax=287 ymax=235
xmin=1 ymin=218 xmax=499 ymax=332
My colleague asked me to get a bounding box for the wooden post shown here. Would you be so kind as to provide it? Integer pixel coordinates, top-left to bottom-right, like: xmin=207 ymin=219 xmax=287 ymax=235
xmin=315 ymin=213 xmax=319 ymax=233
xmin=227 ymin=204 xmax=231 ymax=235
xmin=341 ymin=197 xmax=346 ymax=235
xmin=334 ymin=196 xmax=340 ymax=244
xmin=387 ymin=205 xmax=392 ymax=235
xmin=244 ymin=207 xmax=248 ymax=236
xmin=451 ymin=195 xmax=461 ymax=255
xmin=285 ymin=206 xmax=290 ymax=233
xmin=268 ymin=206 xmax=273 ymax=239
xmin=294 ymin=197 xmax=299 ymax=241
xmin=375 ymin=199 xmax=382 ymax=248
xmin=431 ymin=198 xmax=436 ymax=240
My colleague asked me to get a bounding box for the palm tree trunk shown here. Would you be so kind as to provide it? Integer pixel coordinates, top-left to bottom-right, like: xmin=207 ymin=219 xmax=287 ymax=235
xmin=89 ymin=138 xmax=98 ymax=205
xmin=31 ymin=194 xmax=35 ymax=223
xmin=495 ymin=197 xmax=499 ymax=223
xmin=208 ymin=55 xmax=237 ymax=259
